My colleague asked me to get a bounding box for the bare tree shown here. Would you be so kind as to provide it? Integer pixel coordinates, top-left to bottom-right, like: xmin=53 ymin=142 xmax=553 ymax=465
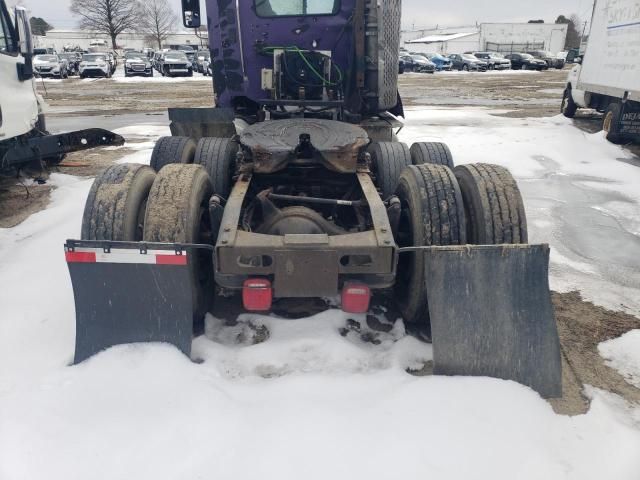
xmin=556 ymin=14 xmax=582 ymax=50
xmin=139 ymin=0 xmax=177 ymax=50
xmin=70 ymin=0 xmax=139 ymax=49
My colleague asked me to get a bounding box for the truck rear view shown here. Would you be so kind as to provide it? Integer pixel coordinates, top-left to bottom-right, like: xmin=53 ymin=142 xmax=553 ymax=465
xmin=64 ymin=0 xmax=562 ymax=398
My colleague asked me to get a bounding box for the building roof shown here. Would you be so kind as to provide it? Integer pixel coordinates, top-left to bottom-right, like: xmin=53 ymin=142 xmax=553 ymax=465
xmin=406 ymin=32 xmax=478 ymax=44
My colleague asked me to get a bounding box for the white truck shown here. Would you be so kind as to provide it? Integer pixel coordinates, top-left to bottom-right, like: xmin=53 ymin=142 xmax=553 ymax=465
xmin=561 ymin=0 xmax=640 ymax=143
xmin=0 ymin=1 xmax=123 ymax=174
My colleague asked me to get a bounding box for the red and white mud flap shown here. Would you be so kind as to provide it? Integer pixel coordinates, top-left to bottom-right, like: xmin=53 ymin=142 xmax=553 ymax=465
xmin=65 ymin=240 xmax=208 ymax=364
xmin=421 ymin=244 xmax=562 ymax=399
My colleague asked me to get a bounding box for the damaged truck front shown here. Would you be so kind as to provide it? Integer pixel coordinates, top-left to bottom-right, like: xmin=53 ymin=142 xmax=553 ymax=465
xmin=0 ymin=3 xmax=123 ymax=176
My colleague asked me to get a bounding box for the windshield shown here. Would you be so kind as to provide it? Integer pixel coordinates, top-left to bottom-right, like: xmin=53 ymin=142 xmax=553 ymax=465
xmin=521 ymin=54 xmax=534 ymax=59
xmin=255 ymin=0 xmax=340 ymax=17
xmin=462 ymin=54 xmax=478 ymax=60
xmin=410 ymin=55 xmax=427 ymax=61
xmin=83 ymin=54 xmax=106 ymax=62
xmin=165 ymin=53 xmax=188 ymax=61
xmin=36 ymin=55 xmax=58 ymax=61
xmin=125 ymin=52 xmax=144 ymax=58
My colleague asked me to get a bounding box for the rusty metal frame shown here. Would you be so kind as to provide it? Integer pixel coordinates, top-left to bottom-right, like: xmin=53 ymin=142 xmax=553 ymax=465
xmin=214 ymin=171 xmax=397 ymax=295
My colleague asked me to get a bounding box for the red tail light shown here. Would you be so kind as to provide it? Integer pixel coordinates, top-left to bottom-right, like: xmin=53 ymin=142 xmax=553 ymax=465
xmin=341 ymin=282 xmax=371 ymax=314
xmin=242 ymin=278 xmax=272 ymax=312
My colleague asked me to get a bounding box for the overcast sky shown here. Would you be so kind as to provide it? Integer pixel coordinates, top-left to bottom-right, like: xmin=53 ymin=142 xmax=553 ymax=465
xmin=18 ymin=0 xmax=594 ymax=31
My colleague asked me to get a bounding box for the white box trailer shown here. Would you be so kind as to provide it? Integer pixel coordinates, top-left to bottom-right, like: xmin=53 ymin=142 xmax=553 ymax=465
xmin=561 ymin=0 xmax=640 ymax=143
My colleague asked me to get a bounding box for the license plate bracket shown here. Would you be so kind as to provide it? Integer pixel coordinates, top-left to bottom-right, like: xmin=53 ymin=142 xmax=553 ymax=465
xmin=273 ymin=250 xmax=339 ymax=297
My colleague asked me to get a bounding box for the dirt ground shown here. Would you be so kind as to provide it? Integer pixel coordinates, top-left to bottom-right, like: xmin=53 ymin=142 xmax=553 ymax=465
xmin=2 ymin=68 xmax=639 ymax=415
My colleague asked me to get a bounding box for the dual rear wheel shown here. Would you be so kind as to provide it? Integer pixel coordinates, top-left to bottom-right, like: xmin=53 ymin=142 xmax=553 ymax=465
xmin=392 ymin=155 xmax=527 ymax=334
xmin=82 ymin=135 xmax=238 ymax=323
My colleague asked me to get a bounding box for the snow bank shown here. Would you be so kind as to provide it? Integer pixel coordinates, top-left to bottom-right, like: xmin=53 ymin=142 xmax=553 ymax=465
xmin=0 ymin=175 xmax=91 ymax=390
xmin=599 ymin=330 xmax=640 ymax=388
xmin=1 ymin=341 xmax=640 ymax=480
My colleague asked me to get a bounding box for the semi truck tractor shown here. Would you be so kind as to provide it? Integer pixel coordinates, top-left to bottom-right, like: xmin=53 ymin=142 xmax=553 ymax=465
xmin=562 ymin=0 xmax=640 ymax=143
xmin=0 ymin=2 xmax=123 ymax=174
xmin=64 ymin=0 xmax=562 ymax=398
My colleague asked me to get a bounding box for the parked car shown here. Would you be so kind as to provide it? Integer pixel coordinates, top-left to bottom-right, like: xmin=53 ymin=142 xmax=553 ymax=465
xmin=33 ymin=47 xmax=56 ymax=55
xmin=79 ymin=53 xmax=112 ymax=78
xmin=33 ymin=54 xmax=69 ymax=78
xmin=448 ymin=53 xmax=488 ymax=71
xmin=423 ymin=52 xmax=452 ymax=71
xmin=527 ymin=50 xmax=564 ymax=69
xmin=173 ymin=45 xmax=196 ymax=65
xmin=504 ymin=53 xmax=548 ymax=70
xmin=123 ymin=52 xmax=154 ymax=77
xmin=398 ymin=56 xmax=407 ymax=74
xmin=472 ymin=52 xmax=511 ymax=70
xmin=410 ymin=54 xmax=436 ymax=73
xmin=157 ymin=50 xmax=194 ymax=77
xmin=399 ymin=54 xmax=435 ymax=73
xmin=195 ymin=50 xmax=210 ymax=73
xmin=57 ymin=52 xmax=82 ymax=76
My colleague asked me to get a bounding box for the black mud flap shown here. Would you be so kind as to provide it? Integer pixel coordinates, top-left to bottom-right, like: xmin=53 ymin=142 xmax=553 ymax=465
xmin=423 ymin=244 xmax=562 ymax=398
xmin=65 ymin=240 xmax=206 ymax=364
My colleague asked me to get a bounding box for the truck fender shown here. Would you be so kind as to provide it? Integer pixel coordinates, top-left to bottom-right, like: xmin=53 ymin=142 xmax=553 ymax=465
xmin=566 ymin=65 xmax=589 ymax=108
xmin=571 ymin=88 xmax=590 ymax=109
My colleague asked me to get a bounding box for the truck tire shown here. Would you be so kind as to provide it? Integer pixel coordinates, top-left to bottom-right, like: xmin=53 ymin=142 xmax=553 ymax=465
xmin=454 ymin=163 xmax=527 ymax=245
xmin=603 ymin=102 xmax=623 ymax=144
xmin=194 ymin=137 xmax=238 ymax=197
xmin=143 ymin=164 xmax=214 ymax=321
xmin=410 ymin=142 xmax=454 ymax=168
xmin=150 ymin=136 xmax=197 ymax=172
xmin=367 ymin=141 xmax=412 ymax=199
xmin=561 ymin=88 xmax=577 ymax=118
xmin=394 ymin=164 xmax=466 ymax=332
xmin=81 ymin=163 xmax=156 ymax=241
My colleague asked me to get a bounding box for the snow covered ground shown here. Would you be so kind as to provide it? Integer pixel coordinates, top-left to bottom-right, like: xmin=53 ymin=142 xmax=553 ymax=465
xmin=1 ymin=110 xmax=640 ymax=480
xmin=599 ymin=330 xmax=640 ymax=389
